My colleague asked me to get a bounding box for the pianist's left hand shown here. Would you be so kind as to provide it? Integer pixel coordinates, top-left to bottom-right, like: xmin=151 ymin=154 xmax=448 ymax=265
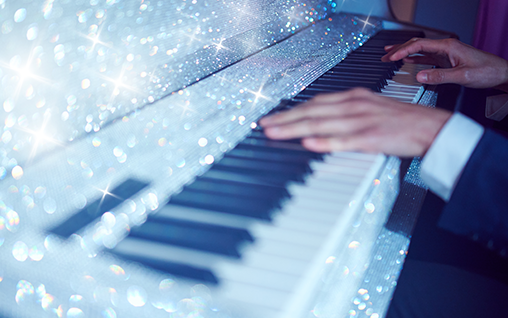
xmin=259 ymin=88 xmax=452 ymax=157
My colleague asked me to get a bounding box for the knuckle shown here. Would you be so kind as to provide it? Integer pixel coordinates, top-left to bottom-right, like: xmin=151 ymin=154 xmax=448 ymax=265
xmin=444 ymin=38 xmax=458 ymax=47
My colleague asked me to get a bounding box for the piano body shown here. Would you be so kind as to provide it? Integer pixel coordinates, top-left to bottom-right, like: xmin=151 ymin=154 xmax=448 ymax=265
xmin=0 ymin=1 xmax=452 ymax=317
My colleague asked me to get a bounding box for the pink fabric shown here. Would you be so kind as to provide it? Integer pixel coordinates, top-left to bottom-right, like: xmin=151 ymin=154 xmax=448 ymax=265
xmin=473 ymin=0 xmax=508 ymax=60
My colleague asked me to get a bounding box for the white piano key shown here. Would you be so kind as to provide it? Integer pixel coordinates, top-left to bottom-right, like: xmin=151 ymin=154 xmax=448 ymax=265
xmin=223 ymin=300 xmax=282 ymax=318
xmin=324 ymin=156 xmax=376 ymax=169
xmin=248 ymin=239 xmax=318 ymax=261
xmin=113 ymin=237 xmax=228 ymax=269
xmin=156 ymin=204 xmax=259 ymax=229
xmin=310 ymin=161 xmax=371 ymax=176
xmin=220 ymin=281 xmax=290 ymax=310
xmin=286 ymin=186 xmax=352 ymax=206
xmin=272 ymin=213 xmax=336 ymax=235
xmin=215 ymin=263 xmax=300 ymax=292
xmin=294 ymin=178 xmax=359 ymax=193
xmin=287 ymin=196 xmax=349 ymax=212
xmin=250 ymin=223 xmax=326 ymax=247
xmin=239 ymin=250 xmax=311 ymax=276
xmin=305 ymin=170 xmax=364 ymax=185
xmin=329 ymin=151 xmax=380 ymax=161
xmin=281 ymin=201 xmax=345 ymax=220
xmin=380 ymin=90 xmax=419 ymax=96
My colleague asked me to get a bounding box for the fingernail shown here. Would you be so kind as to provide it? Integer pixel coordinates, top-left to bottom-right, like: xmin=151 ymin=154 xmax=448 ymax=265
xmin=418 ymin=72 xmax=428 ymax=82
xmin=384 ymin=45 xmax=393 ymax=50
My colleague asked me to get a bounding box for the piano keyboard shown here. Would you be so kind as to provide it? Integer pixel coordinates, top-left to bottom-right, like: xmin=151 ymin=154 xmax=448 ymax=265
xmin=88 ymin=30 xmax=427 ymax=317
xmin=0 ymin=13 xmax=431 ymax=318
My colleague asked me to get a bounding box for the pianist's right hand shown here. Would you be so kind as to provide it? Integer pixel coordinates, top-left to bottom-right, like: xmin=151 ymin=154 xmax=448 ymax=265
xmin=259 ymin=88 xmax=452 ymax=157
xmin=381 ymin=38 xmax=508 ymax=92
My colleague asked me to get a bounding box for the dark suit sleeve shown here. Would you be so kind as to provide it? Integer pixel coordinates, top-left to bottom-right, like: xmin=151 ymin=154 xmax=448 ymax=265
xmin=438 ymin=129 xmax=508 ymax=254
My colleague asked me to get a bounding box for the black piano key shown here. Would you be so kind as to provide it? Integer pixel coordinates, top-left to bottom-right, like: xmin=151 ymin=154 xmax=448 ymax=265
xmin=217 ymin=156 xmax=311 ymax=175
xmin=338 ymin=59 xmax=398 ymax=72
xmin=169 ymin=189 xmax=276 ymax=219
xmin=352 ymin=47 xmax=388 ymax=53
xmin=295 ymin=87 xmax=351 ymax=98
xmin=200 ymin=169 xmax=288 ymax=188
xmin=320 ymin=73 xmax=388 ymax=86
xmin=49 ymin=178 xmax=150 ymax=237
xmin=238 ymin=138 xmax=321 ymax=156
xmin=345 ymin=56 xmax=403 ymax=69
xmin=186 ymin=178 xmax=290 ymax=201
xmin=332 ymin=65 xmax=395 ymax=77
xmin=211 ymin=164 xmax=305 ymax=184
xmin=227 ymin=147 xmax=319 ymax=165
xmin=314 ymin=77 xmax=383 ymax=87
xmin=345 ymin=55 xmax=391 ymax=62
xmin=128 ymin=217 xmax=253 ymax=257
xmin=311 ymin=79 xmax=383 ymax=90
xmin=110 ymin=251 xmax=219 ymax=284
xmin=308 ymin=84 xmax=381 ymax=92
xmin=347 ymin=51 xmax=386 ymax=58
xmin=333 ymin=59 xmax=395 ymax=69
xmin=247 ymin=131 xmax=302 ymax=144
xmin=326 ymin=67 xmax=393 ymax=79
xmin=248 ymin=130 xmax=274 ymax=139
xmin=288 ymin=98 xmax=309 ymax=104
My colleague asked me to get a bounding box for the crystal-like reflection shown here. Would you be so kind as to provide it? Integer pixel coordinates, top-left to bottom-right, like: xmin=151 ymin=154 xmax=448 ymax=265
xmin=101 ymin=307 xmax=117 ymax=318
xmin=67 ymin=308 xmax=85 ymax=318
xmin=12 ymin=241 xmax=28 ymax=261
xmin=127 ymin=285 xmax=147 ymax=307
xmin=15 ymin=280 xmax=34 ymax=304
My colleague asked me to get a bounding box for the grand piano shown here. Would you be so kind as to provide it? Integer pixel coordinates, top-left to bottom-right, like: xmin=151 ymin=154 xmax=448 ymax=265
xmin=0 ymin=1 xmax=453 ymax=317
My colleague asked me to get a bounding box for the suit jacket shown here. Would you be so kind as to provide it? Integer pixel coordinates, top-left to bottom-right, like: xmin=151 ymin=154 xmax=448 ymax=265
xmin=438 ymin=129 xmax=508 ymax=255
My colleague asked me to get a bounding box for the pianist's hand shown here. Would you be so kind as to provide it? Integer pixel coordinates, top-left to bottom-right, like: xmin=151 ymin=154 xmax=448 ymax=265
xmin=259 ymin=88 xmax=452 ymax=157
xmin=381 ymin=38 xmax=508 ymax=91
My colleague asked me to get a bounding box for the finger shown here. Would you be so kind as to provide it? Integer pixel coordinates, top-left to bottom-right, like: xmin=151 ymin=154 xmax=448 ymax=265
xmin=301 ymin=135 xmax=371 ymax=153
xmin=384 ymin=43 xmax=402 ymax=52
xmin=416 ymin=67 xmax=465 ymax=85
xmin=302 ymin=133 xmax=422 ymax=156
xmin=381 ymin=38 xmax=448 ymax=63
xmin=402 ymin=55 xmax=441 ymax=65
xmin=259 ymin=103 xmax=334 ymax=128
xmin=259 ymin=88 xmax=374 ymax=126
xmin=263 ymin=115 xmax=371 ymax=140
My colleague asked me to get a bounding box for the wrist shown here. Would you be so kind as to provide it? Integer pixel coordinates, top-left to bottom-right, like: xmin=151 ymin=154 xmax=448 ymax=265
xmin=495 ymin=59 xmax=508 ymax=93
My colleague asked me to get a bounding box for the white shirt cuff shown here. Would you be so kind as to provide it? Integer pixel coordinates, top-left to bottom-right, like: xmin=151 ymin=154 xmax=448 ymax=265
xmin=420 ymin=113 xmax=484 ymax=201
xmin=485 ymin=94 xmax=508 ymax=121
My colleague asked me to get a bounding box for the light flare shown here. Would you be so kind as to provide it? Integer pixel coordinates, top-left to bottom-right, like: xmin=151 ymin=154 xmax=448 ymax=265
xmin=211 ymin=38 xmax=229 ymax=54
xmin=358 ymin=8 xmax=374 ymax=33
xmin=0 ymin=50 xmax=54 ymax=100
xmin=246 ymin=83 xmax=271 ymax=106
xmin=91 ymin=182 xmax=123 ymax=216
xmin=79 ymin=24 xmax=112 ymax=52
xmin=15 ymin=114 xmax=65 ymax=166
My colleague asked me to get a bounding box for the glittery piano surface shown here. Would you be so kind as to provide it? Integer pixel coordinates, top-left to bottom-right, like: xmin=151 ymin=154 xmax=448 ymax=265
xmin=0 ymin=1 xmax=403 ymax=317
